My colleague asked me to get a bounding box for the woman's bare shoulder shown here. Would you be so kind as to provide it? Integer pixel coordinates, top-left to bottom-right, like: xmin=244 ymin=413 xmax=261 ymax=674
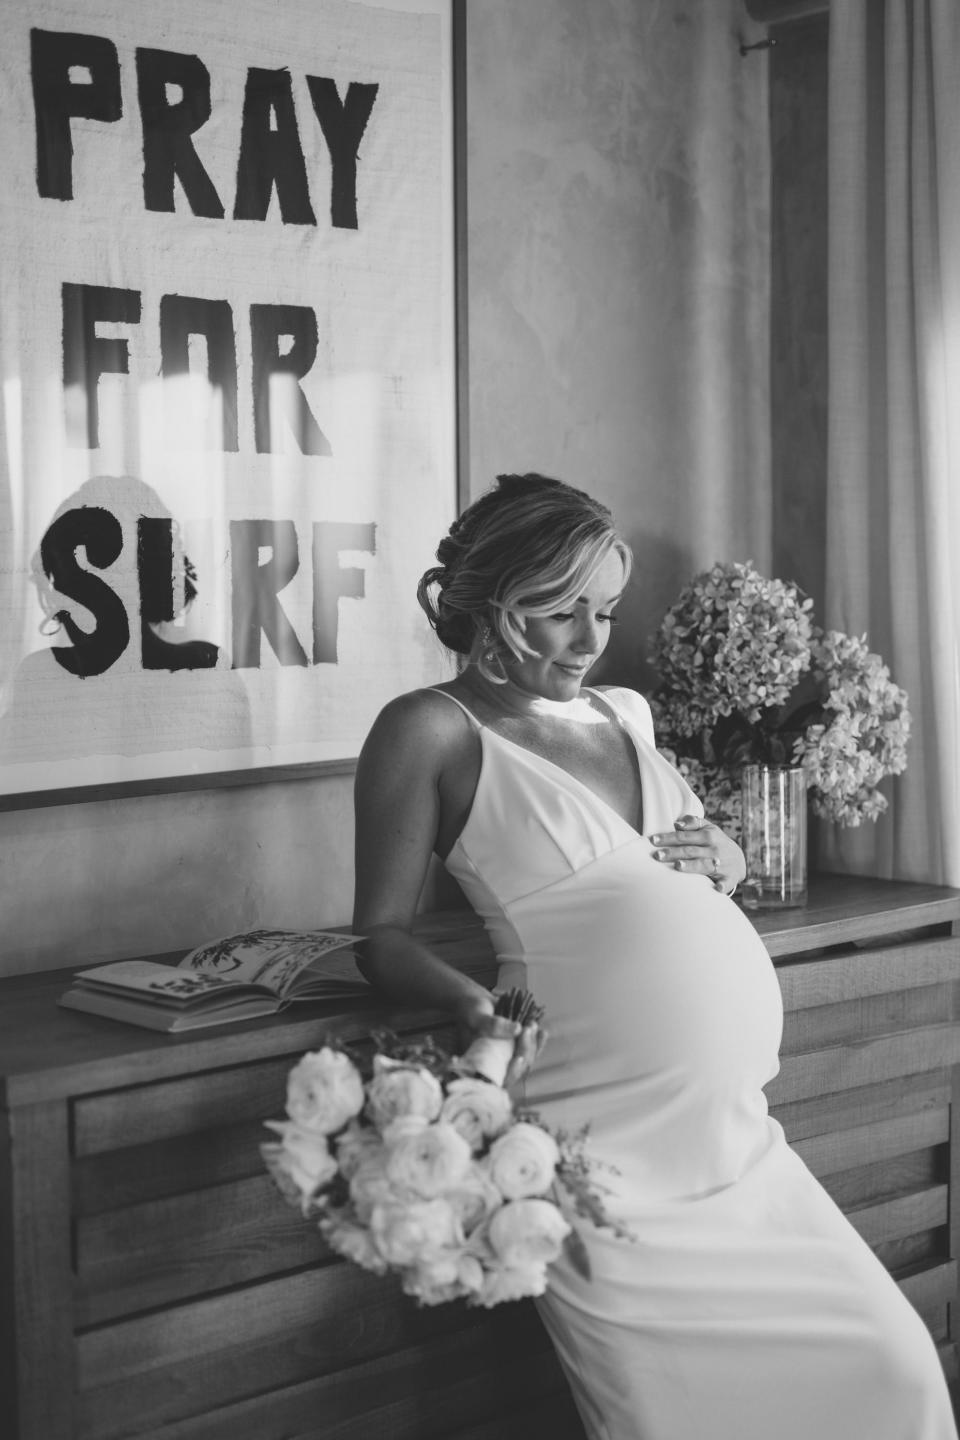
xmin=360 ymin=686 xmax=474 ymax=768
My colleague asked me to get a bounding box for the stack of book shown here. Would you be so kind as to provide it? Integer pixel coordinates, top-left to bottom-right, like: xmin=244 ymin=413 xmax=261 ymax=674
xmin=58 ymin=929 xmax=370 ymax=1032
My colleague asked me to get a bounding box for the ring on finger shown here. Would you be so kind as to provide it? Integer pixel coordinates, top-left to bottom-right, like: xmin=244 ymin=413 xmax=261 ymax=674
xmin=710 ymin=856 xmax=721 ymax=877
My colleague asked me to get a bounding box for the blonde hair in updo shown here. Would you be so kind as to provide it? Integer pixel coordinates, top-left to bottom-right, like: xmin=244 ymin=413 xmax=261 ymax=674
xmin=417 ymin=473 xmax=632 ymax=682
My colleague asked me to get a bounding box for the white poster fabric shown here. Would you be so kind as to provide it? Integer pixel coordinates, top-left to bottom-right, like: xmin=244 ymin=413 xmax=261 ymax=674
xmin=0 ymin=0 xmax=456 ymax=794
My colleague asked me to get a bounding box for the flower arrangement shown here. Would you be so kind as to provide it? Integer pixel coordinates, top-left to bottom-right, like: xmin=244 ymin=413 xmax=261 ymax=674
xmin=649 ymin=561 xmax=911 ymax=833
xmin=262 ymin=990 xmax=626 ymax=1309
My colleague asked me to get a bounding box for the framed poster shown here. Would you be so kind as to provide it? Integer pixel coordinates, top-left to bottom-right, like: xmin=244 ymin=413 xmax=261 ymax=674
xmin=0 ymin=0 xmax=460 ymax=806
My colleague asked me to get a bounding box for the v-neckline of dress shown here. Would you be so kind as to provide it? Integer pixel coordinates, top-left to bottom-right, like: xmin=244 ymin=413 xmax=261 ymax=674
xmin=477 ymin=694 xmax=647 ymax=842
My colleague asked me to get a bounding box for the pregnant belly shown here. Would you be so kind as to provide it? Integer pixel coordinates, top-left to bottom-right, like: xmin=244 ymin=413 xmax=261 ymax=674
xmin=504 ymin=843 xmax=785 ymax=1205
xmin=507 ymin=840 xmax=784 ymax=1096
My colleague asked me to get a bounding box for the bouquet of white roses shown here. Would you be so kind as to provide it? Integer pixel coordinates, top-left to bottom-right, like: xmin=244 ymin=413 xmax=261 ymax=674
xmin=262 ymin=990 xmax=623 ymax=1308
xmin=650 ymin=561 xmax=911 ymax=832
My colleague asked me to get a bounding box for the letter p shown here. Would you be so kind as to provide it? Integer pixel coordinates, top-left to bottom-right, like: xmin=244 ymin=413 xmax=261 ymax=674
xmin=31 ymin=29 xmax=122 ymax=200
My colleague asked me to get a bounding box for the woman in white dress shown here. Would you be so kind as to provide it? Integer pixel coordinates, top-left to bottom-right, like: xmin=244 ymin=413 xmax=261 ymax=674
xmin=353 ymin=472 xmax=957 ymax=1440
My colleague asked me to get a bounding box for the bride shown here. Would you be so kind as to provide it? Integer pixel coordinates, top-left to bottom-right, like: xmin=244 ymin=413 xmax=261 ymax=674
xmin=352 ymin=471 xmax=957 ymax=1440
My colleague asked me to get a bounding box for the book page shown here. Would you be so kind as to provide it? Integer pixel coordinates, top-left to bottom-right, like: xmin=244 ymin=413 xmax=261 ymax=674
xmin=178 ymin=930 xmax=364 ymax=998
xmin=76 ymin=960 xmax=239 ymax=1001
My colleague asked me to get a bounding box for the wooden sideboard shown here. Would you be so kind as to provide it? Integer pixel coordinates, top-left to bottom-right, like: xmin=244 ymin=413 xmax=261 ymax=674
xmin=2 ymin=873 xmax=959 ymax=1440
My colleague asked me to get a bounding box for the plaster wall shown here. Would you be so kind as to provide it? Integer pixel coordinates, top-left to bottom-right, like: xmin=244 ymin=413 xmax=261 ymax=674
xmin=462 ymin=0 xmax=771 ymax=688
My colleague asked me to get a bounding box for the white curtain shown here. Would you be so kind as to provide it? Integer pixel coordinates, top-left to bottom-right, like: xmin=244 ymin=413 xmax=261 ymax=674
xmin=822 ymin=0 xmax=960 ymax=885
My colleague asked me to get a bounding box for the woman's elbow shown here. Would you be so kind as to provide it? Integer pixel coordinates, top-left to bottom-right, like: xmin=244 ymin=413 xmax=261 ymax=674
xmin=351 ymin=921 xmax=411 ymax=981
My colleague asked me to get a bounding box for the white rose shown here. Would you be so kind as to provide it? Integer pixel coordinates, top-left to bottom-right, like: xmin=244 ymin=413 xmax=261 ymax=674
xmin=455 ymin=1252 xmax=485 ymax=1293
xmin=402 ymin=1251 xmax=485 ymax=1306
xmin=406 ymin=1249 xmax=460 ymax=1289
xmin=380 ymin=1114 xmax=431 ymax=1146
xmin=401 ymin=1273 xmax=463 ymax=1307
xmin=349 ymin=1152 xmax=398 ymax=1223
xmin=334 ymin=1119 xmax=383 ymax=1180
xmin=286 ymin=1048 xmax=365 ymax=1135
xmin=485 ymin=1122 xmax=560 ymax=1199
xmin=440 ymin=1078 xmax=513 ymax=1151
xmin=472 ymin=1262 xmax=550 ymax=1308
xmin=370 ymin=1197 xmax=462 ymax=1267
xmin=443 ymin=1166 xmax=504 ymax=1237
xmin=366 ymin=1058 xmax=444 ymax=1132
xmin=261 ymin=1121 xmax=338 ymax=1211
xmin=487 ymin=1198 xmax=571 ymax=1268
xmin=322 ymin=1217 xmax=389 ymax=1274
xmin=385 ymin=1122 xmax=473 ymax=1198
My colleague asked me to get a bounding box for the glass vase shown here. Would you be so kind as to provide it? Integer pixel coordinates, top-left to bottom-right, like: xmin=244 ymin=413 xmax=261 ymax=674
xmin=739 ymin=764 xmax=808 ymax=909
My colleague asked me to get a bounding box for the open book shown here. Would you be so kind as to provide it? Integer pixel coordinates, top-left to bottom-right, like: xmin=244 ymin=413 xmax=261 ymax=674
xmin=57 ymin=929 xmax=370 ymax=1032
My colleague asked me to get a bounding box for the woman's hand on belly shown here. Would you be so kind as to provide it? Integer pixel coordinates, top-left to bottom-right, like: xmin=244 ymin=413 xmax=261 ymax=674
xmin=649 ymin=815 xmax=745 ymax=895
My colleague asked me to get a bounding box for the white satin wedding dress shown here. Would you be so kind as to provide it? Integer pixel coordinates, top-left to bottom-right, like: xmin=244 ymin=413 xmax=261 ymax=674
xmin=433 ymin=684 xmax=956 ymax=1440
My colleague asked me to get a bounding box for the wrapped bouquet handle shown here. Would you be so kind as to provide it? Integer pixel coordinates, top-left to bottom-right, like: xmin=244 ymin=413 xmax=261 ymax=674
xmin=458 ymin=988 xmax=547 ymax=1086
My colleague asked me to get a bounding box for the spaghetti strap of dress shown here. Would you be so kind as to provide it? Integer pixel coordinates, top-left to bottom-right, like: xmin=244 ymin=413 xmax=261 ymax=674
xmin=428 ymin=684 xmax=615 ymax=732
xmin=425 ymin=686 xmax=483 ymax=730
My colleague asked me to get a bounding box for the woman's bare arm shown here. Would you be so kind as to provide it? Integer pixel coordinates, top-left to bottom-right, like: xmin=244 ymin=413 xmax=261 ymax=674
xmin=352 ymin=692 xmax=505 ymax=1032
